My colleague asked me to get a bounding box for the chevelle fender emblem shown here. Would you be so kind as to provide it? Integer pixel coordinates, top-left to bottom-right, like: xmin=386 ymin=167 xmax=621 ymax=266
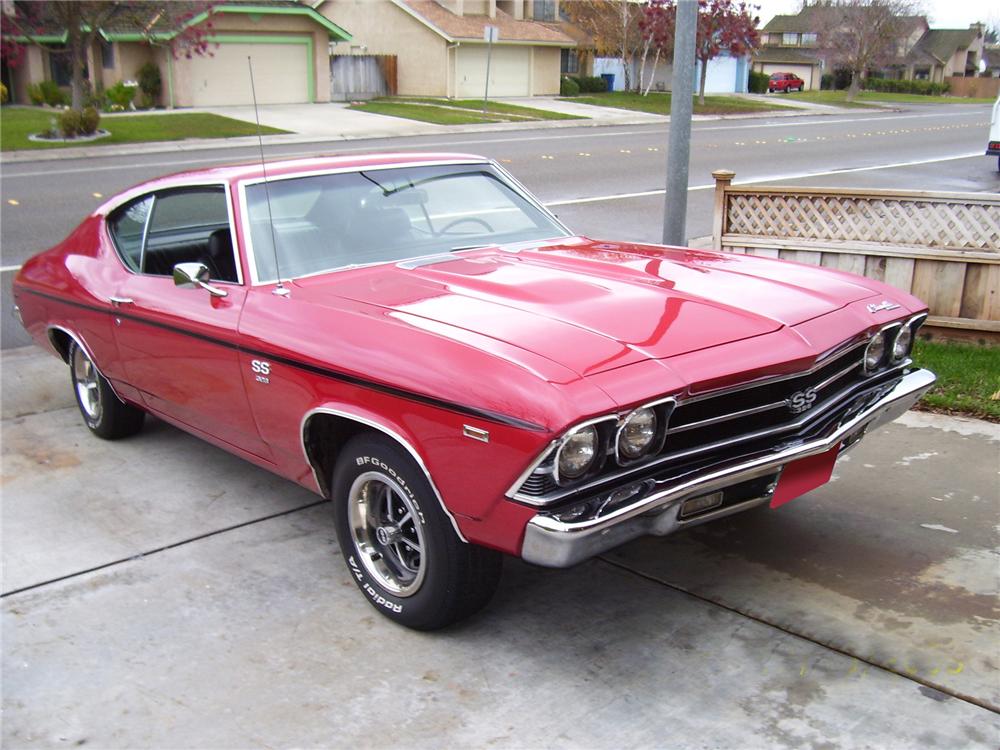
xmin=787 ymin=387 xmax=818 ymax=414
xmin=867 ymin=300 xmax=901 ymax=313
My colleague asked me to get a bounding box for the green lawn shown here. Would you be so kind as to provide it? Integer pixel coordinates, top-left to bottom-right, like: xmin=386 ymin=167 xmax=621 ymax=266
xmin=566 ymin=91 xmax=784 ymax=115
xmin=0 ymin=107 xmax=287 ymax=151
xmin=785 ymin=90 xmax=995 ymax=107
xmin=400 ymin=98 xmax=584 ymax=120
xmin=912 ymin=339 xmax=1000 ymax=421
xmin=349 ymin=98 xmax=583 ymax=124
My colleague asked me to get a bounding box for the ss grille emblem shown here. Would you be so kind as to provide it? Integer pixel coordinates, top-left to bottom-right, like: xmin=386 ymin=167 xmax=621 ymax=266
xmin=787 ymin=387 xmax=818 ymax=414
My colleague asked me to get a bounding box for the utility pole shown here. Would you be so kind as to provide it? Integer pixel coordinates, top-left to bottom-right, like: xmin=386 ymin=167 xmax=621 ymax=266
xmin=662 ymin=0 xmax=697 ymax=246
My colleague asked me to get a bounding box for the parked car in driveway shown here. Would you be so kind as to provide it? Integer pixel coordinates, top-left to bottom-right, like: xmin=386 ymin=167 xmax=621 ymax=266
xmin=13 ymin=154 xmax=935 ymax=629
xmin=769 ymin=72 xmax=805 ymax=92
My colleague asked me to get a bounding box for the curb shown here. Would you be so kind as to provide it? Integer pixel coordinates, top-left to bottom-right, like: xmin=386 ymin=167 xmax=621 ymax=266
xmin=1 ymin=105 xmax=858 ymax=164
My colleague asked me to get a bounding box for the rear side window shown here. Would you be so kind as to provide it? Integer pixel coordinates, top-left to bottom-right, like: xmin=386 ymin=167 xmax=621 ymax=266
xmin=107 ymin=187 xmax=240 ymax=283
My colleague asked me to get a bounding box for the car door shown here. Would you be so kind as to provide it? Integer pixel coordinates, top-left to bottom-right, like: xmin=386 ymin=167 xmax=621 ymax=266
xmin=106 ymin=184 xmax=272 ymax=461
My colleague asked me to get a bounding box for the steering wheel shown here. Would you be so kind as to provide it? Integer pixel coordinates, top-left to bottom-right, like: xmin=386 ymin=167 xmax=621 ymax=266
xmin=438 ymin=217 xmax=494 ymax=235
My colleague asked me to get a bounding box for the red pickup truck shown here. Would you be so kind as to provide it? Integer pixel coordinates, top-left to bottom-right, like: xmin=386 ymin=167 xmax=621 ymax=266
xmin=769 ymin=72 xmax=805 ymax=92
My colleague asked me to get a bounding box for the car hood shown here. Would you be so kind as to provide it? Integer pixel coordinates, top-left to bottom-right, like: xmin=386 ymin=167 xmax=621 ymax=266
xmin=293 ymin=238 xmax=882 ymax=377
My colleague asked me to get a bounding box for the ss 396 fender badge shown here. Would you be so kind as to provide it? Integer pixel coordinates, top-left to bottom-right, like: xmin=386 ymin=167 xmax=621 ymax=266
xmin=867 ymin=300 xmax=901 ymax=313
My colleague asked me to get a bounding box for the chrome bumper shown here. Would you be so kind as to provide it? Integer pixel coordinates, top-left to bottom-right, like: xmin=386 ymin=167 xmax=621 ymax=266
xmin=521 ymin=368 xmax=936 ymax=568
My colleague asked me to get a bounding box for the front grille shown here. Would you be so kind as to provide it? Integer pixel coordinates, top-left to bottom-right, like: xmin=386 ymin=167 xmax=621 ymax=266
xmin=513 ymin=338 xmax=905 ymax=503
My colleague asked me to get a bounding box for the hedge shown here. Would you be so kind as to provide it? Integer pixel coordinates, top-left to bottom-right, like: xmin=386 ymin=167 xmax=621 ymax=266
xmin=863 ymin=77 xmax=950 ymax=96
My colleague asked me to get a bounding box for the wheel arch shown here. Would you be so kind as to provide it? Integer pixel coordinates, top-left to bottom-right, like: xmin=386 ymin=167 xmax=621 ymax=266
xmin=48 ymin=325 xmax=129 ymax=404
xmin=300 ymin=406 xmax=468 ymax=542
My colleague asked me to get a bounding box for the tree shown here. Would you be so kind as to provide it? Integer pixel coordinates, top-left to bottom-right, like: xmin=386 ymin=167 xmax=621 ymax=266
xmin=564 ymin=0 xmax=646 ymax=91
xmin=639 ymin=0 xmax=676 ymax=95
xmin=817 ymin=0 xmax=919 ymax=102
xmin=1 ymin=2 xmax=214 ymax=110
xmin=641 ymin=0 xmax=760 ymax=104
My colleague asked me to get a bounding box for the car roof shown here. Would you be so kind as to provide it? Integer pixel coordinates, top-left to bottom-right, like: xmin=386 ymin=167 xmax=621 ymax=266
xmin=98 ymin=152 xmax=493 ymax=215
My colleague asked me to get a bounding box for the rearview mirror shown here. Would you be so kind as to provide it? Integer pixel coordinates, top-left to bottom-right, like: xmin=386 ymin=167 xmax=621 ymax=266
xmin=173 ymin=262 xmax=227 ymax=298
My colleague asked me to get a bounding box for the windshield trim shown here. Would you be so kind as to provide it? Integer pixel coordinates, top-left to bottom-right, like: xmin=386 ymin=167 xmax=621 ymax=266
xmin=236 ymin=159 xmax=571 ymax=286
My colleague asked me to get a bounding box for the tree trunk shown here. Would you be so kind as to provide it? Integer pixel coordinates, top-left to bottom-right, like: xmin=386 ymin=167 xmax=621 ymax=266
xmin=619 ymin=0 xmax=631 ymax=92
xmin=846 ymin=71 xmax=861 ymax=102
xmin=643 ymin=48 xmax=661 ymax=96
xmin=698 ymin=55 xmax=708 ymax=105
xmin=637 ymin=37 xmax=651 ymax=96
xmin=66 ymin=3 xmax=84 ymax=109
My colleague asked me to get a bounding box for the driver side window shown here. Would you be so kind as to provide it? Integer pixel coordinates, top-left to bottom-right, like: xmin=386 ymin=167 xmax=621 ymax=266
xmin=108 ymin=187 xmax=240 ymax=283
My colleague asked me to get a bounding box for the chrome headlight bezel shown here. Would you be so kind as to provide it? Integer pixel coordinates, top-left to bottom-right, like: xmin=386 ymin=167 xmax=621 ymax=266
xmin=892 ymin=313 xmax=926 ymax=362
xmin=554 ymin=424 xmax=600 ymax=483
xmin=617 ymin=406 xmax=658 ymax=460
xmin=863 ymin=328 xmax=890 ymax=374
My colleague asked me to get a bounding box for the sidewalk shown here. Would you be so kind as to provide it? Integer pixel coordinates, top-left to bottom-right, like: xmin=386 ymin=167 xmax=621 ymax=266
xmin=0 ymin=96 xmax=852 ymax=164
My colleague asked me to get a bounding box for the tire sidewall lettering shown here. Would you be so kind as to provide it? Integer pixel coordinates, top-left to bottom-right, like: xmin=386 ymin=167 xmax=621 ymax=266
xmin=354 ymin=455 xmax=426 ymax=525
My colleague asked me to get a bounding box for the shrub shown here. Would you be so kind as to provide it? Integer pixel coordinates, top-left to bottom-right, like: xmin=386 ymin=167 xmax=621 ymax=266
xmin=862 ymin=77 xmax=950 ymax=96
xmin=748 ymin=70 xmax=769 ymax=94
xmin=560 ymin=76 xmax=580 ymax=96
xmin=58 ymin=108 xmax=84 ymax=138
xmin=28 ymin=80 xmax=67 ymax=106
xmin=572 ymin=75 xmax=608 ymax=93
xmin=820 ymin=73 xmax=833 ymax=90
xmin=137 ymin=62 xmax=162 ymax=108
xmin=831 ymin=68 xmax=852 ymax=90
xmin=80 ymin=106 xmax=101 ymax=135
xmin=0 ymin=82 xmax=7 ymax=104
xmin=106 ymin=80 xmax=137 ymax=110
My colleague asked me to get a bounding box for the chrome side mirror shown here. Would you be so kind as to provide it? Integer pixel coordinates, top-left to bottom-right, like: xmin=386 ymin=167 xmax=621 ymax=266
xmin=173 ymin=262 xmax=227 ymax=298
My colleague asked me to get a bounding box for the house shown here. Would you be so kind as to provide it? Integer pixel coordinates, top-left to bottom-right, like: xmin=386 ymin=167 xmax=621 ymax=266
xmin=2 ymin=2 xmax=351 ymax=107
xmin=594 ymin=50 xmax=751 ymax=94
xmin=315 ymin=0 xmax=578 ymax=98
xmin=754 ymin=5 xmax=987 ymax=87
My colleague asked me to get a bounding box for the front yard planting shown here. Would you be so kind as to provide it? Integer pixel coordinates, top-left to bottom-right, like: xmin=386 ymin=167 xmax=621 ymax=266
xmin=566 ymin=92 xmax=784 ymax=116
xmin=912 ymin=339 xmax=1000 ymax=421
xmin=785 ymin=91 xmax=995 ymax=107
xmin=1 ymin=107 xmax=287 ymax=151
xmin=349 ymin=98 xmax=583 ymax=124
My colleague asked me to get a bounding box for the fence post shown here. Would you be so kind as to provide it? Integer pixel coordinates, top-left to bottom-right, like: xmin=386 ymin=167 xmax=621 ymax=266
xmin=711 ymin=169 xmax=735 ymax=251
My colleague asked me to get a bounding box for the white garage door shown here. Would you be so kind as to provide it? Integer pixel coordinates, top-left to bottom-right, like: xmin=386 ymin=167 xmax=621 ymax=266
xmin=456 ymin=46 xmax=531 ymax=98
xmin=759 ymin=63 xmax=816 ymax=90
xmin=188 ymin=42 xmax=310 ymax=106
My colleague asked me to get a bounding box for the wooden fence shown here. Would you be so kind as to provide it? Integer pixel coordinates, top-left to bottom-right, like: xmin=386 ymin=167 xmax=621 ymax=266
xmin=710 ymin=170 xmax=1000 ymax=338
xmin=944 ymin=76 xmax=1000 ymax=99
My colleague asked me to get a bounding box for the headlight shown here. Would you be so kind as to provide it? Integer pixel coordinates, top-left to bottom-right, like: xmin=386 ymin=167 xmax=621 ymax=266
xmin=892 ymin=323 xmax=913 ymax=361
xmin=556 ymin=425 xmax=598 ymax=480
xmin=618 ymin=407 xmax=657 ymax=460
xmin=864 ymin=331 xmax=887 ymax=373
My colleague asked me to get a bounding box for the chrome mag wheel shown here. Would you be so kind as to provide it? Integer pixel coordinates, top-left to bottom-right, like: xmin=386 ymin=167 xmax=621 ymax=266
xmin=72 ymin=345 xmax=102 ymax=422
xmin=347 ymin=471 xmax=426 ymax=597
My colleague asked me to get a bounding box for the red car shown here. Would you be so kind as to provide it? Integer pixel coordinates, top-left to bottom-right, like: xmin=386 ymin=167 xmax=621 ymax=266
xmin=769 ymin=72 xmax=805 ymax=92
xmin=13 ymin=154 xmax=934 ymax=629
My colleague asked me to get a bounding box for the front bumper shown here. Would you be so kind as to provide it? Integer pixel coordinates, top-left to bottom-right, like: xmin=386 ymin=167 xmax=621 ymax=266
xmin=521 ymin=368 xmax=936 ymax=568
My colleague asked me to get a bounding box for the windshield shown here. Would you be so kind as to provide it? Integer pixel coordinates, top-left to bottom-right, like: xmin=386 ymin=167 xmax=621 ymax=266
xmin=243 ymin=163 xmax=569 ymax=282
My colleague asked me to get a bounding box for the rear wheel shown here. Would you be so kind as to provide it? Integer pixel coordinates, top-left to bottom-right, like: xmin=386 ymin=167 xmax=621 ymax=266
xmin=69 ymin=342 xmax=144 ymax=440
xmin=331 ymin=434 xmax=502 ymax=630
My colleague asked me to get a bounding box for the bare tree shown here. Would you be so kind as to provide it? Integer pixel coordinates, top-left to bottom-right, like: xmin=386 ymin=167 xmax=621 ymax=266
xmin=818 ymin=0 xmax=920 ymax=102
xmin=564 ymin=0 xmax=646 ymax=91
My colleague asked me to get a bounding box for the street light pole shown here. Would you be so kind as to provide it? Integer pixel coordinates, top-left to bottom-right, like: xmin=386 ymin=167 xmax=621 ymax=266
xmin=662 ymin=0 xmax=697 ymax=246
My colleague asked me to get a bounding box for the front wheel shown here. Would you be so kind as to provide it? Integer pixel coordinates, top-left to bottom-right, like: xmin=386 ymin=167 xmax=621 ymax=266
xmin=69 ymin=342 xmax=144 ymax=439
xmin=331 ymin=434 xmax=502 ymax=630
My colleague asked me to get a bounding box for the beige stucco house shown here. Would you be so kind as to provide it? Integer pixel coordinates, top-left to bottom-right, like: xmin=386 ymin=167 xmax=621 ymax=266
xmin=316 ymin=0 xmax=577 ymax=98
xmin=3 ymin=3 xmax=350 ymax=107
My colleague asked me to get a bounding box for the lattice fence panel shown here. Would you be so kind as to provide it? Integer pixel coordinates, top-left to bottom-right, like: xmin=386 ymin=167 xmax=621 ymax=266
xmin=726 ymin=194 xmax=1000 ymax=251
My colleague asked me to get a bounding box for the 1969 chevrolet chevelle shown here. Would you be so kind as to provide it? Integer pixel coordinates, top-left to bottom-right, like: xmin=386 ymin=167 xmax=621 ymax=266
xmin=14 ymin=153 xmax=936 ymax=629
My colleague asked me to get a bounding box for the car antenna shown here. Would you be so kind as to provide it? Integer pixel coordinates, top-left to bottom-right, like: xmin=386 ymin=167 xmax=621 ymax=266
xmin=248 ymin=56 xmax=289 ymax=297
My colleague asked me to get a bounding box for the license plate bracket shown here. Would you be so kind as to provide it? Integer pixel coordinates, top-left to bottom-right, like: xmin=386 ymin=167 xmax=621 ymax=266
xmin=770 ymin=446 xmax=840 ymax=509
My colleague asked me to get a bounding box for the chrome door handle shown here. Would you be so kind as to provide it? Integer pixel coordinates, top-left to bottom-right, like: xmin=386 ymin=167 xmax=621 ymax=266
xmin=109 ymin=296 xmax=133 ymax=307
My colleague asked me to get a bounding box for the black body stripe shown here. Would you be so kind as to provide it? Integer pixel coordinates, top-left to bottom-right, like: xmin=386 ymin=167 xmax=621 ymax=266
xmin=20 ymin=286 xmax=546 ymax=432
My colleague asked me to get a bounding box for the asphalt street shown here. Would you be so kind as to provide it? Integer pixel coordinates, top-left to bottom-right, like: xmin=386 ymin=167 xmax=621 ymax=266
xmin=2 ymin=101 xmax=996 ymax=348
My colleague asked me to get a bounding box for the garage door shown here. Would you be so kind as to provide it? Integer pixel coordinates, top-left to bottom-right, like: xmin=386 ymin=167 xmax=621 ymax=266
xmin=759 ymin=63 xmax=816 ymax=90
xmin=187 ymin=42 xmax=310 ymax=106
xmin=456 ymin=46 xmax=531 ymax=98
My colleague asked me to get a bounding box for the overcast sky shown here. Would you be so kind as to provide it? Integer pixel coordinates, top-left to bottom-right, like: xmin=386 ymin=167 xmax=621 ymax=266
xmin=753 ymin=0 xmax=999 ymax=30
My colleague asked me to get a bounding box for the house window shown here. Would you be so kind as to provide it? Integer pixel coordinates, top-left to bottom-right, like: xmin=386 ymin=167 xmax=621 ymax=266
xmin=47 ymin=45 xmax=73 ymax=86
xmin=534 ymin=0 xmax=556 ymax=21
xmin=914 ymin=67 xmax=930 ymax=79
xmin=801 ymin=33 xmax=817 ymax=45
xmin=101 ymin=41 xmax=114 ymax=69
xmin=769 ymin=33 xmax=782 ymax=45
xmin=782 ymin=32 xmax=799 ymax=46
xmin=561 ymin=49 xmax=579 ymax=75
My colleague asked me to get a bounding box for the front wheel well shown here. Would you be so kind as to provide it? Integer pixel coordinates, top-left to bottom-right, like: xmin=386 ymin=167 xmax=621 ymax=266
xmin=302 ymin=413 xmax=383 ymax=498
xmin=48 ymin=328 xmax=72 ymax=363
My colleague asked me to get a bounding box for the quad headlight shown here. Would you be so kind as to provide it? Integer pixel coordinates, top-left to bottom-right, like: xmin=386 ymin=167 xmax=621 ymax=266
xmin=556 ymin=425 xmax=598 ymax=480
xmin=891 ymin=323 xmax=913 ymax=362
xmin=617 ymin=407 xmax=658 ymax=460
xmin=863 ymin=330 xmax=888 ymax=373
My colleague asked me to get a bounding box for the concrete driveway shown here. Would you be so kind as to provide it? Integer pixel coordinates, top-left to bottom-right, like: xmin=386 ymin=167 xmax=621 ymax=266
xmin=2 ymin=345 xmax=999 ymax=748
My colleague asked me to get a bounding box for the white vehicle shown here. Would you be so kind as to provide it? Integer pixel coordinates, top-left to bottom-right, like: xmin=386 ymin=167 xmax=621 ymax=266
xmin=987 ymin=95 xmax=1000 ymax=170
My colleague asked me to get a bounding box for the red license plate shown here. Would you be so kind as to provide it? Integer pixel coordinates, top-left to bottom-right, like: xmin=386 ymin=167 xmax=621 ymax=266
xmin=770 ymin=446 xmax=840 ymax=509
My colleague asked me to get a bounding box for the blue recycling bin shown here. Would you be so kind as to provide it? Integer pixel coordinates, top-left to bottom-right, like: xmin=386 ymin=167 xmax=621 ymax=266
xmin=600 ymin=73 xmax=615 ymax=92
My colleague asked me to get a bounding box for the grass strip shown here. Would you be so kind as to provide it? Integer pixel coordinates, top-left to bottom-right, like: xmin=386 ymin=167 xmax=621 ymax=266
xmin=1 ymin=107 xmax=286 ymax=151
xmin=566 ymin=91 xmax=784 ymax=115
xmin=912 ymin=339 xmax=999 ymax=421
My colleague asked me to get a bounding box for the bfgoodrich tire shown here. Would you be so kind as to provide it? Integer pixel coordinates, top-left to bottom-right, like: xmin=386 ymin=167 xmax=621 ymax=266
xmin=331 ymin=434 xmax=502 ymax=630
xmin=69 ymin=341 xmax=144 ymax=440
